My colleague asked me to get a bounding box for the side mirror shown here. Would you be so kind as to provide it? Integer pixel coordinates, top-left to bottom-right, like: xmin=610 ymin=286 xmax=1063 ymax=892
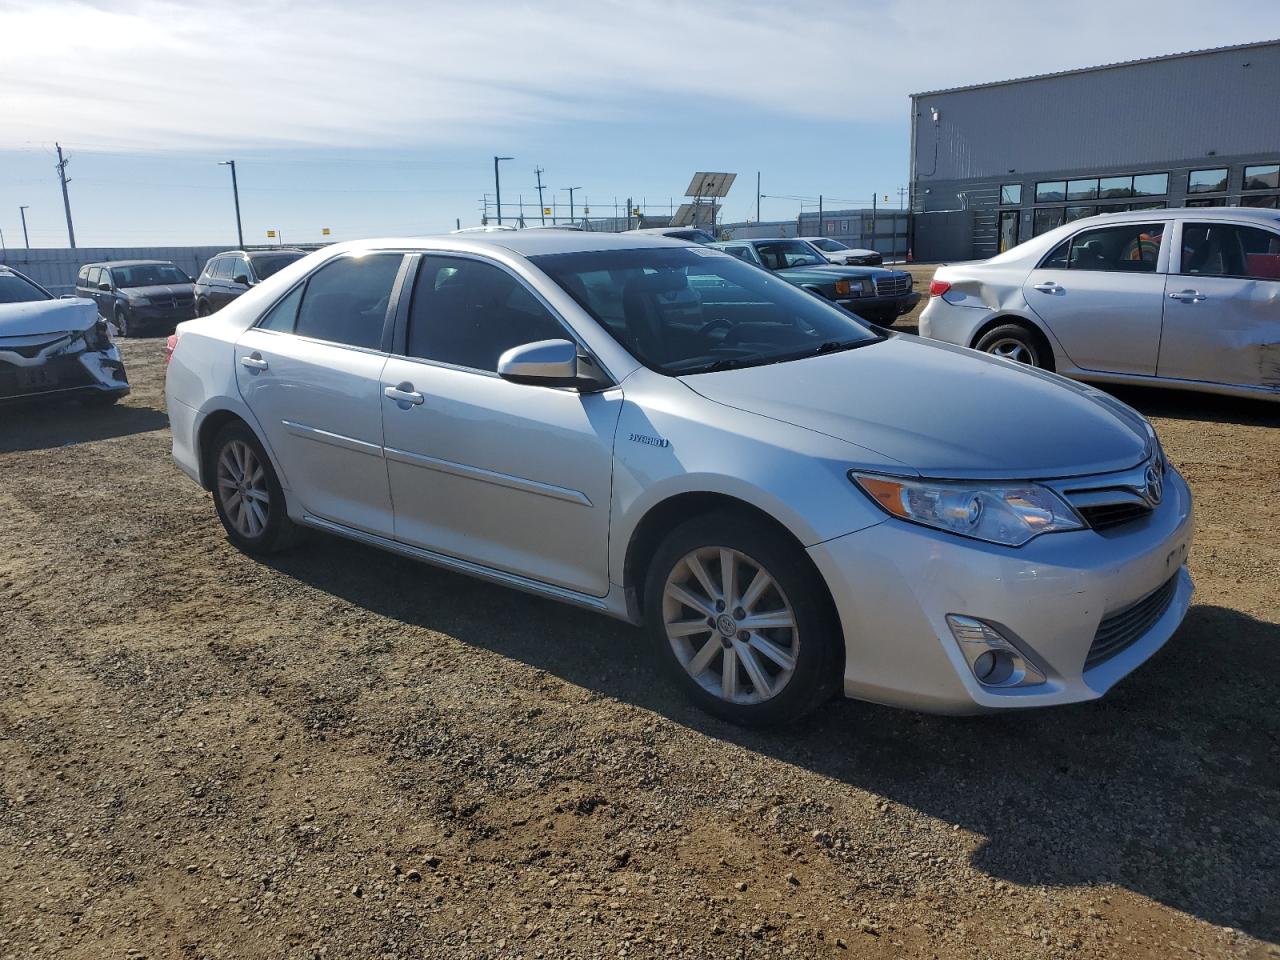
xmin=98 ymin=282 xmax=112 ymax=292
xmin=497 ymin=339 xmax=584 ymax=389
xmin=233 ymin=274 xmax=250 ymax=286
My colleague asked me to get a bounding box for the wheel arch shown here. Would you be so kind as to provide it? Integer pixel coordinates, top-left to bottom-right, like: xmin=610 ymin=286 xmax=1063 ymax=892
xmin=969 ymin=313 xmax=1057 ymax=372
xmin=194 ymin=407 xmax=287 ymax=494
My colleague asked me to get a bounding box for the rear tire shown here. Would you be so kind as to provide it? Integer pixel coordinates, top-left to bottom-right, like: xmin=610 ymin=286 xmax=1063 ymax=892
xmin=209 ymin=421 xmax=299 ymax=554
xmin=643 ymin=511 xmax=842 ymax=727
xmin=974 ymin=322 xmax=1047 ymax=368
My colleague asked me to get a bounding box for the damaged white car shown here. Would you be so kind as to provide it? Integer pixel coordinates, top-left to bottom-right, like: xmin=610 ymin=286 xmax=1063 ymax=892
xmin=0 ymin=265 xmax=129 ymax=406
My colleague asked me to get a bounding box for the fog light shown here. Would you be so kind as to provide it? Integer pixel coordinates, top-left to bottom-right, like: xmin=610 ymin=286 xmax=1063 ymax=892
xmin=945 ymin=615 xmax=1045 ymax=689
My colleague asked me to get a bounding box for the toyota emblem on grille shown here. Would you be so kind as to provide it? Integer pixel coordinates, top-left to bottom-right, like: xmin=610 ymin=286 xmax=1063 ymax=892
xmin=1144 ymin=462 xmax=1164 ymax=506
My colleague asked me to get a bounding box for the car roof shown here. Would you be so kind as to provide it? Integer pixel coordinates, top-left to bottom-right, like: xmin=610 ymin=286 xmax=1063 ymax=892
xmin=82 ymin=259 xmax=176 ymax=267
xmin=1075 ymin=206 xmax=1280 ymax=224
xmin=322 ymin=232 xmax=697 ymax=258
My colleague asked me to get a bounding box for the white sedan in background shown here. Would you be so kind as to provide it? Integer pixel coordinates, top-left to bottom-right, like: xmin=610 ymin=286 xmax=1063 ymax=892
xmin=803 ymin=237 xmax=883 ymax=266
xmin=920 ymin=207 xmax=1280 ymax=402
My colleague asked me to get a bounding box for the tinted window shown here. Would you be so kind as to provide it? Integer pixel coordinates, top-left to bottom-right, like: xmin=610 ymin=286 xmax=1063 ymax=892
xmin=1188 ymin=168 xmax=1228 ymax=194
xmin=0 ymin=272 xmax=52 ymax=303
xmin=723 ymin=246 xmax=754 ymax=262
xmin=87 ymin=267 xmax=102 ymax=288
xmin=1241 ymin=195 xmax=1280 ymax=209
xmin=1066 ymin=178 xmax=1098 ymax=201
xmin=212 ymin=258 xmax=233 ymax=281
xmin=1180 ymin=223 xmax=1280 ymax=280
xmin=1099 ymin=176 xmax=1134 ymax=199
xmin=259 ymin=283 xmax=304 ymax=332
xmin=753 ymin=240 xmax=825 ymax=269
xmin=113 ymin=263 xmax=188 ymax=286
xmin=1132 ymin=174 xmax=1168 ymax=197
xmin=405 ymin=256 xmax=567 ymax=372
xmin=531 ymin=247 xmax=879 ymax=376
xmin=293 ymin=254 xmax=403 ymax=349
xmin=999 ymin=184 xmax=1022 ymax=205
xmin=1045 ymin=223 xmax=1165 ymax=273
xmin=77 ymin=266 xmax=89 ymax=284
xmin=1035 ymin=181 xmax=1065 ymax=202
xmin=1243 ymin=164 xmax=1280 ymax=191
xmin=248 ymin=253 xmax=303 ymax=280
xmin=1064 ymin=205 xmax=1095 ymax=223
xmin=1033 ymin=207 xmax=1065 ymax=236
xmin=229 ymin=257 xmax=251 ymax=284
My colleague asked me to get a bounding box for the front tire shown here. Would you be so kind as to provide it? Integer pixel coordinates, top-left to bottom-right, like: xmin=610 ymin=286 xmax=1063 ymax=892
xmin=196 ymin=300 xmax=211 ymax=318
xmin=114 ymin=306 xmax=133 ymax=338
xmin=644 ymin=512 xmax=842 ymax=726
xmin=974 ymin=322 xmax=1046 ymax=368
xmin=210 ymin=422 xmax=299 ymax=554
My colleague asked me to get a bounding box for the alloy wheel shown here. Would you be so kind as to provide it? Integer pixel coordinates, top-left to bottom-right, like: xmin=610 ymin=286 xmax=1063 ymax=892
xmin=662 ymin=546 xmax=799 ymax=704
xmin=986 ymin=337 xmax=1036 ymax=365
xmin=216 ymin=439 xmax=270 ymax=539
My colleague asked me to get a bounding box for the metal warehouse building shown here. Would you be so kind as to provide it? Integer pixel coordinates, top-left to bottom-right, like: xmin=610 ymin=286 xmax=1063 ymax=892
xmin=909 ymin=39 xmax=1280 ymax=262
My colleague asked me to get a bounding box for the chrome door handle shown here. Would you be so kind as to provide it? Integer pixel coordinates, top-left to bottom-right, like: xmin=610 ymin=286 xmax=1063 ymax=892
xmin=1169 ymin=289 xmax=1206 ymax=302
xmin=240 ymin=354 xmax=268 ymax=371
xmin=1032 ymin=281 xmax=1062 ymax=293
xmin=384 ymin=383 xmax=424 ymax=406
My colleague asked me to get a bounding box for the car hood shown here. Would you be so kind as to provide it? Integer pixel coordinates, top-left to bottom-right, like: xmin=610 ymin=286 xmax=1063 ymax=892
xmin=679 ymin=335 xmax=1151 ymax=480
xmin=121 ymin=283 xmax=195 ymax=298
xmin=0 ymin=297 xmax=99 ymax=336
xmin=779 ymin=263 xmax=896 ymax=281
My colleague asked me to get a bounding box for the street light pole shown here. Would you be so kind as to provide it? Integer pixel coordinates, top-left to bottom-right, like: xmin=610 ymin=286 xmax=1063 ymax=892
xmin=494 ymin=156 xmax=513 ymax=225
xmin=19 ymin=206 xmax=30 ymax=249
xmin=218 ymin=161 xmax=244 ymax=248
xmin=564 ymin=186 xmax=581 ymax=224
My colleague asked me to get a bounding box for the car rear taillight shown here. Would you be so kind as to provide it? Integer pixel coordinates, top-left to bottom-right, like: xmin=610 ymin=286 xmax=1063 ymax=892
xmin=164 ymin=333 xmax=180 ymax=365
xmin=928 ymin=279 xmax=952 ymax=298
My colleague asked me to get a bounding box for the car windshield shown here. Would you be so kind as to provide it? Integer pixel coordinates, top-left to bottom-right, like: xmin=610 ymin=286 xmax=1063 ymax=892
xmin=752 ymin=240 xmax=828 ymax=270
xmin=530 ymin=246 xmax=880 ymax=375
xmin=250 ymin=253 xmax=305 ymax=280
xmin=0 ymin=272 xmax=52 ymax=303
xmin=809 ymin=238 xmax=847 ymax=252
xmin=112 ymin=264 xmax=190 ymax=287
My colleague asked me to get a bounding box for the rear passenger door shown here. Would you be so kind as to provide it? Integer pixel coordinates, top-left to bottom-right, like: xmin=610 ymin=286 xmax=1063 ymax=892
xmin=234 ymin=252 xmax=409 ymax=536
xmin=1159 ymin=219 xmax=1280 ymax=391
xmin=379 ymin=253 xmax=621 ymax=596
xmin=1022 ymin=221 xmax=1169 ymax=376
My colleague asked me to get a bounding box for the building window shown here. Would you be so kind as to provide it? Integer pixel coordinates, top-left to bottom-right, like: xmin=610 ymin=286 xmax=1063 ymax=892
xmin=1098 ymin=176 xmax=1134 ymax=199
xmin=1129 ymin=200 xmax=1168 ymax=211
xmin=998 ymin=209 xmax=1020 ymax=252
xmin=1243 ymin=164 xmax=1280 ymax=191
xmin=825 ymin=221 xmax=837 ymax=234
xmin=1241 ymin=194 xmax=1279 ymax=209
xmin=1133 ymin=174 xmax=1168 ymax=197
xmin=1035 ymin=181 xmax=1066 ymax=202
xmin=1066 ymin=178 xmax=1099 ymax=201
xmin=839 ymin=220 xmax=849 ymax=232
xmin=1064 ymin=205 xmax=1095 ymax=222
xmin=1000 ymin=184 xmax=1022 ymax=205
xmin=1188 ymin=168 xmax=1228 ymax=194
xmin=1186 ymin=197 xmax=1227 ymax=208
xmin=1033 ymin=207 xmax=1065 ymax=236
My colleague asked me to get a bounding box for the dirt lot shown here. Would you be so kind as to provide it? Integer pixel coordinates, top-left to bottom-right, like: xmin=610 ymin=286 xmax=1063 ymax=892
xmin=2 ymin=286 xmax=1278 ymax=959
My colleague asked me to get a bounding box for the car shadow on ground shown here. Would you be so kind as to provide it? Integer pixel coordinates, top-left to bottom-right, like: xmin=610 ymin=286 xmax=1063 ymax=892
xmin=1106 ymin=384 xmax=1280 ymax=427
xmin=265 ymin=537 xmax=1279 ymax=942
xmin=0 ymin=400 xmax=168 ymax=454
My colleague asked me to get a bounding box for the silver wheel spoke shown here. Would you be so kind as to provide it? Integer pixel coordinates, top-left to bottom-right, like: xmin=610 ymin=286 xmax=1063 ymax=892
xmin=719 ymin=548 xmax=737 ymax=608
xmin=738 ymin=609 xmax=795 ymax=631
xmin=243 ymin=487 xmax=270 ymax=504
xmin=223 ymin=491 xmax=242 ymax=514
xmin=668 ymin=618 xmax=711 ymax=638
xmin=739 ymin=568 xmax=772 ymax=612
xmin=721 ymin=645 xmax=739 ymax=700
xmin=666 ymin=583 xmax=715 ymax=619
xmin=248 ymin=499 xmax=267 ymax=534
xmin=687 ymin=637 xmax=721 ymax=676
xmin=685 ymin=553 xmax=721 ymax=603
xmin=219 ymin=450 xmax=242 ymax=482
xmin=748 ymin=632 xmax=796 ymax=671
xmin=734 ymin=641 xmax=772 ymax=699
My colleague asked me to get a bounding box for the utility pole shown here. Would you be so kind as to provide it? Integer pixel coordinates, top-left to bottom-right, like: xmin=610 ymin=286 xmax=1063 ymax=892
xmin=534 ymin=167 xmax=547 ymax=225
xmin=218 ymin=160 xmax=244 ymax=248
xmin=817 ymin=195 xmax=824 ymax=237
xmin=493 ymin=156 xmax=513 ymax=225
xmin=55 ymin=143 xmax=75 ymax=248
xmin=756 ymin=172 xmax=761 ymax=223
xmin=564 ymin=186 xmax=581 ymax=224
xmin=19 ymin=206 xmax=30 ymax=249
xmin=897 ymin=185 xmax=908 ymax=210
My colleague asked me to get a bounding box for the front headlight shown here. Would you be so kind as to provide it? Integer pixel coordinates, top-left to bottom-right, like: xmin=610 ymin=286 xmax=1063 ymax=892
xmin=850 ymin=472 xmax=1084 ymax=547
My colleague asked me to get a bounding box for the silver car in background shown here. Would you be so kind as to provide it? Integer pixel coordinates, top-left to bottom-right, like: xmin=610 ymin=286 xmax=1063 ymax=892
xmin=920 ymin=207 xmax=1280 ymax=401
xmin=165 ymin=233 xmax=1193 ymax=726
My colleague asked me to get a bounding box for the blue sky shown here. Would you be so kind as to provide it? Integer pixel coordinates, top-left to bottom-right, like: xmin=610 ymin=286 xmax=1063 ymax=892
xmin=0 ymin=0 xmax=1274 ymax=248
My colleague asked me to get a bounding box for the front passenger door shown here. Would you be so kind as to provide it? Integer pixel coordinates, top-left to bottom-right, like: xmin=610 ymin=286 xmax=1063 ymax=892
xmin=380 ymin=254 xmax=621 ymax=596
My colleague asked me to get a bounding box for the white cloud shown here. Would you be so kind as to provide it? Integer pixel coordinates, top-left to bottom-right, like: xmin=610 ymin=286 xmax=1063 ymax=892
xmin=0 ymin=0 xmax=1273 ymax=151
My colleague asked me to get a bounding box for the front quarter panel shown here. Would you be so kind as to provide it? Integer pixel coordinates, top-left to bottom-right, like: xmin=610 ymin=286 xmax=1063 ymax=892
xmin=607 ymin=370 xmax=888 ymax=587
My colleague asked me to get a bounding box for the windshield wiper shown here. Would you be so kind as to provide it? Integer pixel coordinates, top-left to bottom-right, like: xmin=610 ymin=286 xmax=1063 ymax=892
xmin=811 ymin=339 xmax=862 ymax=355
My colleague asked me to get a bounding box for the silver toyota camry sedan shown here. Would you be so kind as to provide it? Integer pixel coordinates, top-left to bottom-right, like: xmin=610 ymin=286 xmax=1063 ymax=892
xmin=921 ymin=207 xmax=1280 ymax=402
xmin=165 ymin=232 xmax=1194 ymax=726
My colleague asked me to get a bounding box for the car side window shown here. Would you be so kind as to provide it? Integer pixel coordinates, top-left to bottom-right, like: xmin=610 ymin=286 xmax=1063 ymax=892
xmin=99 ymin=269 xmax=113 ymax=289
xmin=1181 ymin=223 xmax=1280 ymax=280
xmin=230 ymin=257 xmax=251 ymax=284
xmin=292 ymin=254 xmax=403 ymax=349
xmin=405 ymin=255 xmax=569 ymax=372
xmin=77 ymin=267 xmax=89 ymax=286
xmin=258 ymin=283 xmax=305 ymax=332
xmin=1043 ymin=223 xmax=1165 ymax=273
xmin=723 ymin=246 xmax=754 ymax=263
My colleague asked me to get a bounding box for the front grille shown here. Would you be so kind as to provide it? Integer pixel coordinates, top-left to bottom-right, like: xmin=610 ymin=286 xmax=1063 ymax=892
xmin=0 ymin=353 xmax=94 ymax=397
xmin=1077 ymin=501 xmax=1153 ymax=530
xmin=1085 ymin=576 xmax=1177 ymax=669
xmin=873 ymin=273 xmax=911 ymax=296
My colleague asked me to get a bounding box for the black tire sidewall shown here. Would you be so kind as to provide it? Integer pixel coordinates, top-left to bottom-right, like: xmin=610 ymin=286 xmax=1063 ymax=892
xmin=643 ymin=512 xmax=841 ymax=727
xmin=975 ymin=323 xmax=1042 ymax=367
xmin=210 ymin=422 xmax=294 ymax=554
xmin=114 ymin=307 xmax=131 ymax=338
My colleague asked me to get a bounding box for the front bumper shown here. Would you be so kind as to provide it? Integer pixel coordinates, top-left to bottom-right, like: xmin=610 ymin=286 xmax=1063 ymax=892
xmin=126 ymin=301 xmax=195 ymax=325
xmin=836 ymin=291 xmax=921 ymax=322
xmin=0 ymin=342 xmax=130 ymax=404
xmin=808 ymin=466 xmax=1194 ymax=714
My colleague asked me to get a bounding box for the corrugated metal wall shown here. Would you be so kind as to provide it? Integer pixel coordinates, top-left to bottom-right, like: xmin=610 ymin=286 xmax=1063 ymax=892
xmin=0 ymin=246 xmax=227 ymax=295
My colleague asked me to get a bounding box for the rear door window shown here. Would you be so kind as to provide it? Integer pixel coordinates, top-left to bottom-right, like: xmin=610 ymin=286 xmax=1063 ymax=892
xmin=1042 ymin=223 xmax=1165 ymax=273
xmin=1180 ymin=222 xmax=1280 ymax=280
xmin=292 ymin=254 xmax=404 ymax=349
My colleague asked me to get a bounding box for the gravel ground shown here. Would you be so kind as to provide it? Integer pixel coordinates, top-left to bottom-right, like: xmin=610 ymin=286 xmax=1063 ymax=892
xmin=2 ymin=285 xmax=1278 ymax=960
